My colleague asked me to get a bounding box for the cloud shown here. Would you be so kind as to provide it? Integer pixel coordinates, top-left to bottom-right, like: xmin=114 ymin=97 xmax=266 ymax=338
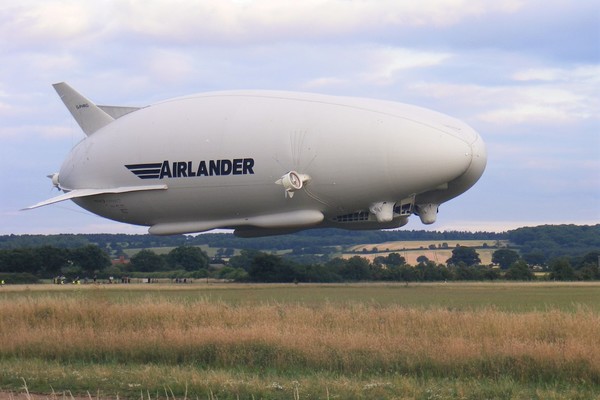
xmin=0 ymin=2 xmax=100 ymax=49
xmin=1 ymin=0 xmax=528 ymax=47
xmin=0 ymin=101 xmax=15 ymax=117
xmin=477 ymin=85 xmax=597 ymax=125
xmin=0 ymin=124 xmax=75 ymax=140
xmin=409 ymin=62 xmax=600 ymax=126
xmin=361 ymin=47 xmax=452 ymax=85
xmin=144 ymin=49 xmax=197 ymax=84
xmin=301 ymin=77 xmax=348 ymax=90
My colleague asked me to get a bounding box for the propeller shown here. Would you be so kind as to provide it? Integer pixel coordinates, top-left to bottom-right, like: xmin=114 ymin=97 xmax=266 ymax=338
xmin=275 ymin=171 xmax=310 ymax=198
xmin=47 ymin=172 xmax=61 ymax=190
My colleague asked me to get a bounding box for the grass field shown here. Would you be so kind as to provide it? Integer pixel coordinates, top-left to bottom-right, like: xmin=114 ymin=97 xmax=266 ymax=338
xmin=0 ymin=282 xmax=599 ymax=399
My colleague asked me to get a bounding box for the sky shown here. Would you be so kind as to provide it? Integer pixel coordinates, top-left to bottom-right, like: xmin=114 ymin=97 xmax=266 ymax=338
xmin=0 ymin=0 xmax=599 ymax=235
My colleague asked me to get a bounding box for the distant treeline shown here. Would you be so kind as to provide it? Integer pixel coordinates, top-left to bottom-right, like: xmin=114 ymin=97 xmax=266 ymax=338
xmin=0 ymin=245 xmax=210 ymax=282
xmin=508 ymin=224 xmax=600 ymax=260
xmin=225 ymin=249 xmax=600 ymax=283
xmin=0 ymin=245 xmax=111 ymax=279
xmin=1 ymin=244 xmax=598 ymax=283
xmin=0 ymin=228 xmax=505 ymax=251
xmin=1 ymin=224 xmax=598 ymax=262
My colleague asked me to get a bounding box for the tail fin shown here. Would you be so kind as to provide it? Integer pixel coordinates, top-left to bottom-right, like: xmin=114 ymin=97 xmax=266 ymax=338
xmin=53 ymin=82 xmax=114 ymax=136
xmin=98 ymin=105 xmax=141 ymax=119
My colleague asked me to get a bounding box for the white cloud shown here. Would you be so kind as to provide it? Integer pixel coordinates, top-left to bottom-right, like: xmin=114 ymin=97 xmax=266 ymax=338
xmin=410 ymin=68 xmax=599 ymax=125
xmin=513 ymin=68 xmax=564 ymax=82
xmin=513 ymin=65 xmax=600 ymax=83
xmin=145 ymin=49 xmax=196 ymax=84
xmin=479 ymin=104 xmax=571 ymax=125
xmin=1 ymin=0 xmax=527 ymax=47
xmin=362 ymin=47 xmax=452 ymax=84
xmin=477 ymin=85 xmax=596 ymax=124
xmin=301 ymin=77 xmax=348 ymax=89
xmin=0 ymin=2 xmax=98 ymax=46
xmin=0 ymin=101 xmax=15 ymax=117
xmin=0 ymin=125 xmax=75 ymax=140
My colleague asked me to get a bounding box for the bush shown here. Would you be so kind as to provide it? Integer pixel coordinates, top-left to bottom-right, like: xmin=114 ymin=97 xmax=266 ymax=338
xmin=0 ymin=272 xmax=39 ymax=284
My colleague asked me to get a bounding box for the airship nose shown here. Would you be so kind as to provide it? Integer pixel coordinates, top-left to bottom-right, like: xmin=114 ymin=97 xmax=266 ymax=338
xmin=430 ymin=123 xmax=487 ymax=194
xmin=408 ymin=121 xmax=486 ymax=225
xmin=412 ymin=125 xmax=487 ymax=220
xmin=451 ymin=127 xmax=487 ymax=194
xmin=391 ymin=124 xmax=476 ymax=192
xmin=465 ymin=131 xmax=487 ymax=186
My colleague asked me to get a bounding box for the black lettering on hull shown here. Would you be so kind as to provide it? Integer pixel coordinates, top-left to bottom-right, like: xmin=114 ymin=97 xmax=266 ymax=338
xmin=131 ymin=158 xmax=255 ymax=180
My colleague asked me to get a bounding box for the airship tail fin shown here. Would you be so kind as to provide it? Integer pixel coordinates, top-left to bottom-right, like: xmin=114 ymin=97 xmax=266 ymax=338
xmin=98 ymin=105 xmax=142 ymax=119
xmin=53 ymin=82 xmax=114 ymax=136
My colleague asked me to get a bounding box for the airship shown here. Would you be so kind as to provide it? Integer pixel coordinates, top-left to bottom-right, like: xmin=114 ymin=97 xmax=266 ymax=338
xmin=26 ymin=82 xmax=486 ymax=237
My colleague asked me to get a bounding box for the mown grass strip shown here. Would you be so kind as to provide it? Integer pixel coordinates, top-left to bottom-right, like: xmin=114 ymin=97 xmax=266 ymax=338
xmin=0 ymin=359 xmax=598 ymax=400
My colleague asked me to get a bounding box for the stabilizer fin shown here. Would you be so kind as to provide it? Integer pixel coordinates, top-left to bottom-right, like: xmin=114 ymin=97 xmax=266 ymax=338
xmin=53 ymin=82 xmax=114 ymax=136
xmin=98 ymin=105 xmax=142 ymax=119
xmin=22 ymin=184 xmax=167 ymax=210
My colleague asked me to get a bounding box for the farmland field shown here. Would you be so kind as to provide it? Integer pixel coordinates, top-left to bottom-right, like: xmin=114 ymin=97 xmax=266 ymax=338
xmin=346 ymin=239 xmax=509 ymax=265
xmin=348 ymin=239 xmax=508 ymax=250
xmin=0 ymin=282 xmax=599 ymax=399
xmin=122 ymin=239 xmax=507 ymax=264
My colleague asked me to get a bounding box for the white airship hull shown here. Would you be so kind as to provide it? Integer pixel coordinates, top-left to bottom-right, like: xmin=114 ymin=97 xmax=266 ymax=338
xmin=27 ymin=84 xmax=486 ymax=237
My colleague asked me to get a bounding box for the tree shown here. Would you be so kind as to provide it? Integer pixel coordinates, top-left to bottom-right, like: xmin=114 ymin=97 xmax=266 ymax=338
xmin=451 ymin=263 xmax=481 ymax=280
xmin=416 ymin=255 xmax=429 ymax=264
xmin=415 ymin=261 xmax=451 ymax=281
xmin=373 ymin=253 xmax=406 ymax=267
xmin=248 ymin=252 xmax=295 ymax=282
xmin=522 ymin=251 xmax=546 ymax=267
xmin=504 ymin=260 xmax=534 ymax=280
xmin=549 ymin=258 xmax=576 ymax=281
xmin=336 ymin=256 xmax=371 ymax=281
xmin=446 ymin=246 xmax=481 ymax=267
xmin=36 ymin=246 xmax=70 ymax=276
xmin=492 ymin=248 xmax=520 ymax=269
xmin=130 ymin=249 xmax=165 ymax=272
xmin=217 ymin=267 xmax=248 ymax=281
xmin=385 ymin=253 xmax=406 ymax=266
xmin=0 ymin=248 xmax=40 ymax=274
xmin=579 ymin=251 xmax=599 ymax=269
xmin=228 ymin=249 xmax=262 ymax=271
xmin=296 ymin=263 xmax=342 ymax=282
xmin=70 ymin=245 xmax=111 ymax=275
xmin=167 ymin=246 xmax=209 ymax=271
xmin=576 ymin=262 xmax=599 ymax=280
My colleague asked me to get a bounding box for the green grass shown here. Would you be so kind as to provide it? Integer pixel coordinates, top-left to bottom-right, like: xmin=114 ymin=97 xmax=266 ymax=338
xmin=3 ymin=359 xmax=598 ymax=400
xmin=3 ymin=282 xmax=599 ymax=312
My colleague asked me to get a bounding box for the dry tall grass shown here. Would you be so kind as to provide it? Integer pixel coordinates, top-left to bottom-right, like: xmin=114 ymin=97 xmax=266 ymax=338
xmin=0 ymin=294 xmax=598 ymax=383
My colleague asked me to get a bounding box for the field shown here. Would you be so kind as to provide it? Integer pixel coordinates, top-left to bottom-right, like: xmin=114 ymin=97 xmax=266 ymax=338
xmin=346 ymin=239 xmax=509 ymax=265
xmin=122 ymin=239 xmax=506 ymax=264
xmin=0 ymin=282 xmax=599 ymax=399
